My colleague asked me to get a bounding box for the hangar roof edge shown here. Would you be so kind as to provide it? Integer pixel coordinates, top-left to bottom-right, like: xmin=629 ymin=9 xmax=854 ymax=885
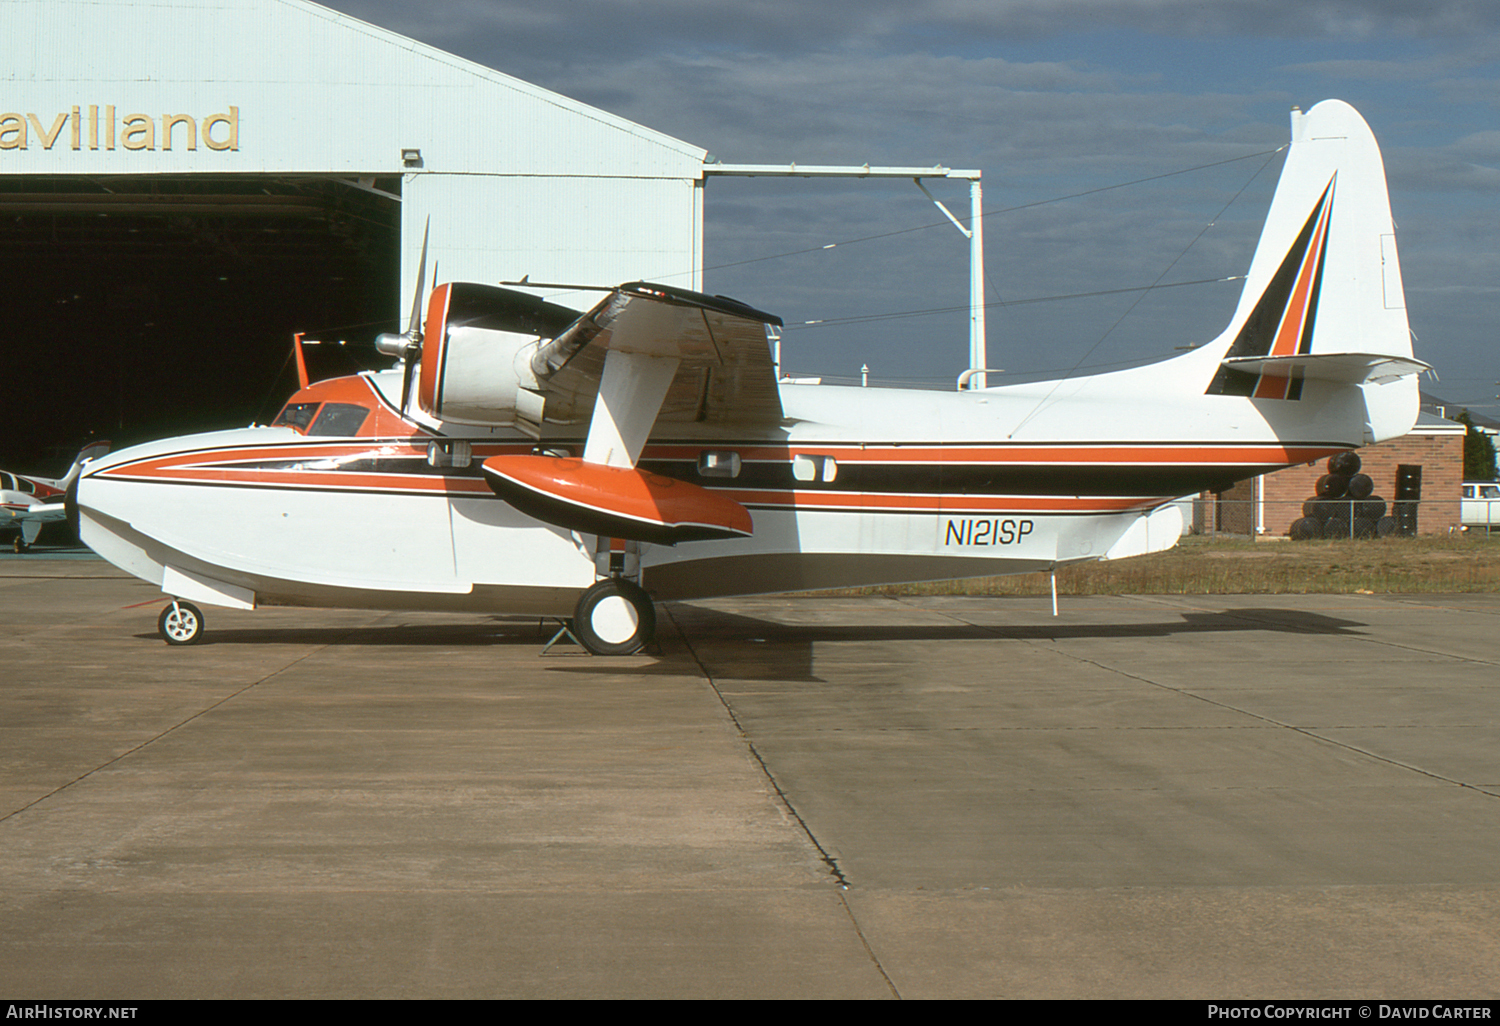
xmin=287 ymin=0 xmax=708 ymax=165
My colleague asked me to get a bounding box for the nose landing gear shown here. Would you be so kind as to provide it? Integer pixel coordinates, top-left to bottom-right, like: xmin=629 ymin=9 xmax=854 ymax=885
xmin=158 ymin=600 xmax=205 ymax=645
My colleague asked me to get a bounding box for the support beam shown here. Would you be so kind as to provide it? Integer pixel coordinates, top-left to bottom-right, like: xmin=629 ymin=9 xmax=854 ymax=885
xmin=703 ymin=162 xmax=986 ymax=389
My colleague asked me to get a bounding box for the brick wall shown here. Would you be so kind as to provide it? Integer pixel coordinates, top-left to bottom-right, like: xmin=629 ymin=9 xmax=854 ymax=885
xmin=1200 ymin=426 xmax=1463 ymax=537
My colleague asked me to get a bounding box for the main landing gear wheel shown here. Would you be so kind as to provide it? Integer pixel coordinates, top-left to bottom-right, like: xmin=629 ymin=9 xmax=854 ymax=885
xmin=572 ymin=578 xmax=656 ymax=656
xmin=158 ymin=601 xmax=205 ymax=646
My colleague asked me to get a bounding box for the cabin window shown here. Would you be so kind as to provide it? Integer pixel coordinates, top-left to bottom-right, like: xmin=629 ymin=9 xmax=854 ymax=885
xmin=792 ymin=454 xmax=838 ymax=483
xmin=697 ymin=451 xmax=742 ymax=478
xmin=272 ymin=402 xmax=320 ymax=432
xmin=309 ymin=403 xmax=370 ymax=437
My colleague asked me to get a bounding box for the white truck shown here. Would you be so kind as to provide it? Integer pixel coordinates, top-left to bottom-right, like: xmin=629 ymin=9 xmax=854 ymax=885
xmin=1461 ymin=481 xmax=1500 ymax=531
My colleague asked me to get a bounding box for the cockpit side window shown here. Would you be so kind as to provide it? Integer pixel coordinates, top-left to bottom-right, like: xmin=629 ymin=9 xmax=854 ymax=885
xmin=272 ymin=402 xmax=320 ymax=432
xmin=308 ymin=403 xmax=371 ymax=437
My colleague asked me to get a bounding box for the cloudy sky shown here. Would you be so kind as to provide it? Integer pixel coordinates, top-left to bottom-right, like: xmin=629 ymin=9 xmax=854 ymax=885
xmin=320 ymin=0 xmax=1498 ymax=409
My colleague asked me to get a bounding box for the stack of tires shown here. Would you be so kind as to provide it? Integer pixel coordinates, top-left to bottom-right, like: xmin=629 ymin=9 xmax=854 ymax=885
xmin=1289 ymin=453 xmax=1396 ymax=540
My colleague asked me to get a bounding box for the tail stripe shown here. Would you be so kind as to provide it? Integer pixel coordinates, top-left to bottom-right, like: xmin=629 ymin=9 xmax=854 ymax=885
xmin=1207 ymin=176 xmax=1335 ymax=399
xmin=1270 ymin=177 xmax=1335 ymax=359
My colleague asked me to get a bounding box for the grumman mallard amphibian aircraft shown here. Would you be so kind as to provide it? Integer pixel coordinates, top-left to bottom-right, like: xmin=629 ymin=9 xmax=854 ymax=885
xmin=77 ymin=101 xmax=1426 ymax=654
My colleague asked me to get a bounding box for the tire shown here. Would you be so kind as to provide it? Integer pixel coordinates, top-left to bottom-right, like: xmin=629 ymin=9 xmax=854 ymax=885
xmin=572 ymin=579 xmax=655 ymax=656
xmin=1322 ymin=515 xmax=1352 ymax=539
xmin=158 ymin=601 xmax=205 ymax=645
xmin=1316 ymin=474 xmax=1349 ymax=499
xmin=1327 ymin=451 xmax=1362 ymax=476
xmin=1289 ymin=517 xmax=1321 ymax=541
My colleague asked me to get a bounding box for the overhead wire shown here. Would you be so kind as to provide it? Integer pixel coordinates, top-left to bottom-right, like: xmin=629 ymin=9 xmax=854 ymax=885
xmin=517 ymin=145 xmax=1293 ymax=308
xmin=696 ymin=145 xmax=1288 ymax=279
xmin=783 ymin=275 xmax=1245 ymax=330
xmin=1006 ymin=144 xmax=1288 ymax=437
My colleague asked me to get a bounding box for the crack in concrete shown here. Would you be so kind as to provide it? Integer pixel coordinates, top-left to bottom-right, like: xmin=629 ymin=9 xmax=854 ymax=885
xmin=661 ymin=603 xmax=902 ymax=999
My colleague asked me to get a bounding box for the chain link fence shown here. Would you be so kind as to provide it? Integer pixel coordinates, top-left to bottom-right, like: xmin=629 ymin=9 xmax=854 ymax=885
xmin=1186 ymin=497 xmax=1496 ymax=540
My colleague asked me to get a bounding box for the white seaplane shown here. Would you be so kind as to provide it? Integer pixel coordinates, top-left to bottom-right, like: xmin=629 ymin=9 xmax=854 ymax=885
xmin=76 ymin=100 xmax=1427 ymax=652
xmin=3 ymin=442 xmax=109 ymax=552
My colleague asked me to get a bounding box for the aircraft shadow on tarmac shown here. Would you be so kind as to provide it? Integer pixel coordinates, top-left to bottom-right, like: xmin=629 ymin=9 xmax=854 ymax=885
xmin=549 ymin=604 xmax=1373 ymax=683
xmin=129 ymin=604 xmax=1368 ymax=684
xmin=129 ymin=617 xmax=577 ymax=648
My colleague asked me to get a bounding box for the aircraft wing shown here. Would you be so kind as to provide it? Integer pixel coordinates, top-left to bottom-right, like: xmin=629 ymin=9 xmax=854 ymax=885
xmin=433 ymin=281 xmax=787 ymax=542
xmin=5 ymin=501 xmax=66 ymax=524
xmin=4 ymin=501 xmax=66 ymax=546
xmin=528 ymin=282 xmax=785 ymax=431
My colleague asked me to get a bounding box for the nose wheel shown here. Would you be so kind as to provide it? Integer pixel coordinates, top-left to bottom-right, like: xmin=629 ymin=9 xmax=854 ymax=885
xmin=158 ymin=600 xmax=205 ymax=645
xmin=572 ymin=578 xmax=655 ymax=655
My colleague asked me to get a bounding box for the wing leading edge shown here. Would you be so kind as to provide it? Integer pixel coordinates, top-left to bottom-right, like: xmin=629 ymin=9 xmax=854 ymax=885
xmin=529 ymin=282 xmax=785 ymax=433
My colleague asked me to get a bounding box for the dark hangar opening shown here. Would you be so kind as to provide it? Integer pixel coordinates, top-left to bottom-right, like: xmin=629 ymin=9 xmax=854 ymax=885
xmin=1 ymin=174 xmax=402 ymax=470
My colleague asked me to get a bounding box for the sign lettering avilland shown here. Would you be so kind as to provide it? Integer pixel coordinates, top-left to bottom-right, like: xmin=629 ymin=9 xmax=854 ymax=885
xmin=0 ymin=105 xmax=238 ymax=152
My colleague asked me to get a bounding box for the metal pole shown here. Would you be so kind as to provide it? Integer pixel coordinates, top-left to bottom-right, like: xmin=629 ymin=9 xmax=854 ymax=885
xmin=1050 ymin=571 xmax=1058 ymax=617
xmin=970 ymin=176 xmax=986 ymax=390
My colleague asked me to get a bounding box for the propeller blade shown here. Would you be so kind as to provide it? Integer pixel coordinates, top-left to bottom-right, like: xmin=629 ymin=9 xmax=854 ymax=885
xmin=395 ymin=217 xmax=432 ymax=417
xmin=400 ymin=350 xmax=417 ymax=417
xmin=407 ymin=216 xmax=430 ymax=339
xmin=408 ymin=219 xmax=432 ymax=339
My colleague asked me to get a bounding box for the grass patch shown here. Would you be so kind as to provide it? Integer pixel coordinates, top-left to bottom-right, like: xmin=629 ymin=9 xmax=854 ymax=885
xmin=847 ymin=533 xmax=1500 ymax=596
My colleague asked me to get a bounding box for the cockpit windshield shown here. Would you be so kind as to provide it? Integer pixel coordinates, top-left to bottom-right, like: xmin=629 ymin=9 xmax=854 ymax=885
xmin=309 ymin=403 xmax=370 ymax=436
xmin=271 ymin=400 xmax=372 ymax=436
xmin=272 ymin=402 xmax=320 ymax=432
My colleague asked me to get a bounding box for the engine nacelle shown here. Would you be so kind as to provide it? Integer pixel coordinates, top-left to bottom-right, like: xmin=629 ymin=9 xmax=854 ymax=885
xmin=416 ymin=283 xmax=581 ymax=429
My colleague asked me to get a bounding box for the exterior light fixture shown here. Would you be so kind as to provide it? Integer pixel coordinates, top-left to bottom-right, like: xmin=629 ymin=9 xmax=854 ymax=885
xmin=401 ymin=148 xmax=422 ymax=168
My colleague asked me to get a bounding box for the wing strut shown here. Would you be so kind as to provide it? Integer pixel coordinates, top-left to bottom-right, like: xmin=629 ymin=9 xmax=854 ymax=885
xmin=582 ymin=349 xmax=681 ymax=469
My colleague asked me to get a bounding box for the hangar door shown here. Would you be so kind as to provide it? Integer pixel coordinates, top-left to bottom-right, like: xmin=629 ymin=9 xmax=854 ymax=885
xmin=0 ymin=174 xmax=401 ymax=469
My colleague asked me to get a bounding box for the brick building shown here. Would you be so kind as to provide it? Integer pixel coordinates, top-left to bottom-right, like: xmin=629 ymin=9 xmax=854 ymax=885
xmin=1199 ymin=413 xmax=1465 ymax=537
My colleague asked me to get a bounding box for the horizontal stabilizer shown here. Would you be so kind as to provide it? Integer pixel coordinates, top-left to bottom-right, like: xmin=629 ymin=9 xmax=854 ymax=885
xmin=1221 ymin=352 xmax=1431 ymax=385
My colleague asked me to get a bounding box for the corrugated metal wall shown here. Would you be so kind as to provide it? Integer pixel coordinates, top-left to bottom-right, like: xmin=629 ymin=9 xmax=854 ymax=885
xmin=403 ymin=176 xmax=703 ymax=305
xmin=2 ymin=0 xmax=707 ymax=300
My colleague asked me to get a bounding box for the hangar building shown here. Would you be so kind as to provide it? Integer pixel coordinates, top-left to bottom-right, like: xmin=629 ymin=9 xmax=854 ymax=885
xmin=1 ymin=0 xmax=709 ymax=465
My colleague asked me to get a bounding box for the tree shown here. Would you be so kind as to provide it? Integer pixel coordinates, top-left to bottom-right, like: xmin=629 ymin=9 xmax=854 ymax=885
xmin=1456 ymin=410 xmax=1498 ymax=481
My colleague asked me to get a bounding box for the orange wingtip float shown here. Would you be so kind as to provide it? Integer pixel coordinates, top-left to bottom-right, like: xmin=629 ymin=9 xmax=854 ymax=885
xmin=481 ymin=454 xmax=753 ymax=545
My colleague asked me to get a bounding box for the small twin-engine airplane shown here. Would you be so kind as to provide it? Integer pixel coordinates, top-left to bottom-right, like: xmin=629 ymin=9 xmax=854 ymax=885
xmin=76 ymin=100 xmax=1428 ymax=652
xmin=2 ymin=442 xmax=109 ymax=552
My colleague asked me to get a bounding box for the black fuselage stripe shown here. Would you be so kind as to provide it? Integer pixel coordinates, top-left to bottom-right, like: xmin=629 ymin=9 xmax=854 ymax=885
xmin=127 ymin=453 xmax=1274 ymax=499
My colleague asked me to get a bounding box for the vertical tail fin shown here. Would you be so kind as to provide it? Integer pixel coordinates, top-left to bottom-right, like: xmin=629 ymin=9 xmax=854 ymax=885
xmin=58 ymin=441 xmax=111 ymax=490
xmin=1206 ymin=100 xmax=1425 ymax=441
